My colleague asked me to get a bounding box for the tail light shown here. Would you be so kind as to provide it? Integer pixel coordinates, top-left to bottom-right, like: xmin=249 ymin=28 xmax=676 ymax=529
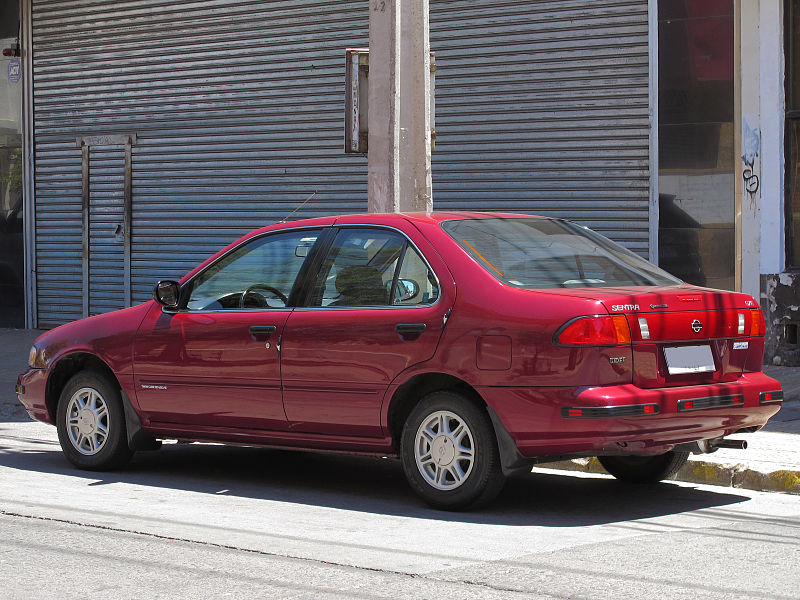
xmin=731 ymin=309 xmax=765 ymax=337
xmin=750 ymin=308 xmax=765 ymax=336
xmin=555 ymin=315 xmax=631 ymax=347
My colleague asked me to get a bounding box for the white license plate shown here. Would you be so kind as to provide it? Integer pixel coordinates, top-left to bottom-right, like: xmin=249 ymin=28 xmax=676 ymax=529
xmin=663 ymin=345 xmax=716 ymax=375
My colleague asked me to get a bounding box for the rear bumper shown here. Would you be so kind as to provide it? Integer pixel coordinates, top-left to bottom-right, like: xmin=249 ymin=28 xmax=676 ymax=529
xmin=478 ymin=371 xmax=782 ymax=458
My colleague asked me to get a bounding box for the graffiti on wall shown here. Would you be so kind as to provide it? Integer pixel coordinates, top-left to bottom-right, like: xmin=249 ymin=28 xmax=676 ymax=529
xmin=742 ymin=114 xmax=760 ymax=195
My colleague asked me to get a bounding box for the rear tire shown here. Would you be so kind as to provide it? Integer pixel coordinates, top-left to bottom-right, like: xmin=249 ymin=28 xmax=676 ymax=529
xmin=400 ymin=391 xmax=506 ymax=510
xmin=56 ymin=370 xmax=134 ymax=471
xmin=598 ymin=450 xmax=690 ymax=484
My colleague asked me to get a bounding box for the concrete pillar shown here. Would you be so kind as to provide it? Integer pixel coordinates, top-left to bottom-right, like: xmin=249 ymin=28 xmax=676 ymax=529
xmin=398 ymin=0 xmax=432 ymax=212
xmin=368 ymin=0 xmax=433 ymax=213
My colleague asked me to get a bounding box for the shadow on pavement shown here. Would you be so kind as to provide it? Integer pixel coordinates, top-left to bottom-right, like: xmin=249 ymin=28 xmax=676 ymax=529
xmin=760 ymin=402 xmax=800 ymax=434
xmin=0 ymin=437 xmax=751 ymax=526
xmin=0 ymin=403 xmax=33 ymax=423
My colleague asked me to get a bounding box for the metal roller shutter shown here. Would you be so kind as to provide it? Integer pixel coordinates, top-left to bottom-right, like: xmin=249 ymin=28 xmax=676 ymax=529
xmin=429 ymin=0 xmax=650 ymax=249
xmin=31 ymin=0 xmax=649 ymax=326
xmin=31 ymin=0 xmax=373 ymax=326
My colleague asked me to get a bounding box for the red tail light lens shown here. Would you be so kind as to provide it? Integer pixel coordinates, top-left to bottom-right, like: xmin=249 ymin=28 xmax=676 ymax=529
xmin=750 ymin=308 xmax=765 ymax=336
xmin=556 ymin=315 xmax=632 ymax=346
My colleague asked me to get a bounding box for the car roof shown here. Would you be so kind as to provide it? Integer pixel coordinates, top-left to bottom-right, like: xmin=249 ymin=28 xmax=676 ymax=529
xmin=241 ymin=211 xmax=550 ymax=238
xmin=365 ymin=211 xmax=548 ymax=224
xmin=314 ymin=211 xmax=547 ymax=225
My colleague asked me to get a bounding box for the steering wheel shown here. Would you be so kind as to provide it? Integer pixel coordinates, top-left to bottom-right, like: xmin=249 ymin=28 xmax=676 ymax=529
xmin=240 ymin=284 xmax=288 ymax=308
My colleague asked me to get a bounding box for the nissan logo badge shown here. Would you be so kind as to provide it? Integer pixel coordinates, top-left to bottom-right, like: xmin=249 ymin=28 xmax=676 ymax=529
xmin=691 ymin=319 xmax=703 ymax=333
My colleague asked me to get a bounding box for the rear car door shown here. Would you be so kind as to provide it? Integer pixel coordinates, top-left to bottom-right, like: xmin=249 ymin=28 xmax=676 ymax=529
xmin=133 ymin=228 xmax=323 ymax=430
xmin=280 ymin=225 xmax=453 ymax=437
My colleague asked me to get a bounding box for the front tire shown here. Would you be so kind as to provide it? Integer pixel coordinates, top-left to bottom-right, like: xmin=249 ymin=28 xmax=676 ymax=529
xmin=598 ymin=450 xmax=690 ymax=484
xmin=400 ymin=391 xmax=505 ymax=510
xmin=56 ymin=370 xmax=134 ymax=471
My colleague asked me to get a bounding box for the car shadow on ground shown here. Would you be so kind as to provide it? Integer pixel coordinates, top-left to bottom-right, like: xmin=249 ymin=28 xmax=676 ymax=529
xmin=0 ymin=438 xmax=752 ymax=527
xmin=0 ymin=404 xmax=34 ymax=423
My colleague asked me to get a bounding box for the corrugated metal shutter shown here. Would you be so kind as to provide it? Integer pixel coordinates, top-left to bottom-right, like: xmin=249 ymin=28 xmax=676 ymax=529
xmin=429 ymin=0 xmax=651 ymax=252
xmin=31 ymin=0 xmax=372 ymax=326
xmin=31 ymin=0 xmax=649 ymax=326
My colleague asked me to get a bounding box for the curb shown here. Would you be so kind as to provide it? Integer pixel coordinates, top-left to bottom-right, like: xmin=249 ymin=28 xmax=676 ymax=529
xmin=537 ymin=457 xmax=800 ymax=495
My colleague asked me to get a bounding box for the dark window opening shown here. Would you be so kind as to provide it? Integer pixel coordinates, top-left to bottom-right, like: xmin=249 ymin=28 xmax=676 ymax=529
xmin=0 ymin=0 xmax=24 ymax=326
xmin=785 ymin=0 xmax=800 ymax=267
xmin=785 ymin=322 xmax=799 ymax=346
xmin=658 ymin=0 xmax=736 ymax=291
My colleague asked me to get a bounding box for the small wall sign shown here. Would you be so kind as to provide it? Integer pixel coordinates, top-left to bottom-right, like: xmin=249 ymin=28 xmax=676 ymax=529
xmin=8 ymin=59 xmax=21 ymax=83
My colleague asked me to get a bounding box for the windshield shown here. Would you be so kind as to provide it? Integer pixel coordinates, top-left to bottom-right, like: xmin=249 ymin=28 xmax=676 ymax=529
xmin=442 ymin=217 xmax=682 ymax=289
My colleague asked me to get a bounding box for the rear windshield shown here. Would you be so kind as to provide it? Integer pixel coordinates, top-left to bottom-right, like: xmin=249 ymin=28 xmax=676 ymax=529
xmin=442 ymin=217 xmax=682 ymax=289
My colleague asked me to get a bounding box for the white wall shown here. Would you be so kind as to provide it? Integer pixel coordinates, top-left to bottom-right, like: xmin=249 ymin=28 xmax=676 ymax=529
xmin=759 ymin=0 xmax=785 ymax=275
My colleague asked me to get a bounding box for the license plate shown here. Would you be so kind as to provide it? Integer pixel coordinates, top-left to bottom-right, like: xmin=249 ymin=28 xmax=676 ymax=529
xmin=663 ymin=345 xmax=716 ymax=375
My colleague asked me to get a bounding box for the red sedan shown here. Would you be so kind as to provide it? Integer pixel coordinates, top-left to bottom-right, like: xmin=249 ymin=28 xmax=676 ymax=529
xmin=16 ymin=212 xmax=782 ymax=509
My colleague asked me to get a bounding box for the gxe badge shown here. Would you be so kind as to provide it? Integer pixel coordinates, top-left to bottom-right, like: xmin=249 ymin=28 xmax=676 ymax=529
xmin=691 ymin=319 xmax=703 ymax=333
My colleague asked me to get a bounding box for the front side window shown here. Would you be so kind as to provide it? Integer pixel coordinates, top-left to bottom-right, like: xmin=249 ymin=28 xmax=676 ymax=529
xmin=442 ymin=217 xmax=681 ymax=289
xmin=309 ymin=228 xmax=439 ymax=307
xmin=186 ymin=229 xmax=321 ymax=310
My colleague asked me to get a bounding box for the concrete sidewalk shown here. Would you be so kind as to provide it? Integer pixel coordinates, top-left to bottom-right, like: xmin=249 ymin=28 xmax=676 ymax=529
xmin=1 ymin=328 xmax=798 ymax=494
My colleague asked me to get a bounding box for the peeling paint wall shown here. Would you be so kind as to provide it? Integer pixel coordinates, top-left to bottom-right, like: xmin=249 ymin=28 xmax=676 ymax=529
xmin=761 ymin=273 xmax=800 ymax=365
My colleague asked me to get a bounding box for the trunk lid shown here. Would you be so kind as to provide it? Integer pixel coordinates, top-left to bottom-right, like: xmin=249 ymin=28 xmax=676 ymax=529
xmin=550 ymin=286 xmax=764 ymax=388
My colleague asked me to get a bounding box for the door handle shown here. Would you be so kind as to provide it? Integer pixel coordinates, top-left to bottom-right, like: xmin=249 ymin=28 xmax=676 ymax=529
xmin=249 ymin=325 xmax=277 ymax=340
xmin=395 ymin=323 xmax=426 ymax=338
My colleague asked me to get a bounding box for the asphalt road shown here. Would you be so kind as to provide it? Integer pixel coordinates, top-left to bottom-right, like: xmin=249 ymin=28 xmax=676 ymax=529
xmin=1 ymin=420 xmax=799 ymax=600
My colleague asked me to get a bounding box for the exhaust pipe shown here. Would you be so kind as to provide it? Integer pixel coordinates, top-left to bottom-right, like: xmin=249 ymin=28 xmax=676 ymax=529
xmin=711 ymin=438 xmax=748 ymax=450
xmin=680 ymin=437 xmax=749 ymax=454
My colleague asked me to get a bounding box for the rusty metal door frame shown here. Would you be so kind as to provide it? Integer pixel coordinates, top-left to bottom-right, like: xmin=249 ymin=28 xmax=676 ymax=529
xmin=76 ymin=133 xmax=136 ymax=318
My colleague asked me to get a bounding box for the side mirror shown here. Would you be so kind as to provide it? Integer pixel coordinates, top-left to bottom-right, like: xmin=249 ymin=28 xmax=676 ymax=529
xmin=153 ymin=280 xmax=181 ymax=309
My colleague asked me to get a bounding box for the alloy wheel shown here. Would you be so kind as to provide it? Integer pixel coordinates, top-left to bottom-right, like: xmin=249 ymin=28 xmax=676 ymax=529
xmin=66 ymin=387 xmax=110 ymax=456
xmin=414 ymin=410 xmax=475 ymax=490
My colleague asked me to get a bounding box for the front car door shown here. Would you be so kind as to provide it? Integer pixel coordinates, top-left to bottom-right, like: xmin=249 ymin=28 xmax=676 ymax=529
xmin=281 ymin=222 xmax=454 ymax=437
xmin=133 ymin=227 xmax=323 ymax=431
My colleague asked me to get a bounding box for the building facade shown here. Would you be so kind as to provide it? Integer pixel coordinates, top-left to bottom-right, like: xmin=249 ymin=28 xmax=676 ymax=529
xmin=0 ymin=0 xmax=797 ymax=364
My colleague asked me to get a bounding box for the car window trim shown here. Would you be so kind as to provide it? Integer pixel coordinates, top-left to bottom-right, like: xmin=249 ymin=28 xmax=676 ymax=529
xmin=165 ymin=225 xmax=329 ymax=314
xmin=387 ymin=242 xmax=408 ymax=304
xmin=297 ymin=223 xmax=441 ymax=310
xmin=289 ymin=226 xmax=337 ymax=307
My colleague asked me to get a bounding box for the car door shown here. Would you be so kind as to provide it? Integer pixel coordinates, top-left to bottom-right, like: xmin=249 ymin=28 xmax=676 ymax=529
xmin=280 ymin=225 xmax=453 ymax=437
xmin=133 ymin=228 xmax=323 ymax=430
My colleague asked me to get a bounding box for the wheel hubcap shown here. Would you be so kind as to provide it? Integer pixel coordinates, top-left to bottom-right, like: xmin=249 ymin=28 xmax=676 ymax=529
xmin=414 ymin=410 xmax=474 ymax=490
xmin=66 ymin=387 xmax=110 ymax=456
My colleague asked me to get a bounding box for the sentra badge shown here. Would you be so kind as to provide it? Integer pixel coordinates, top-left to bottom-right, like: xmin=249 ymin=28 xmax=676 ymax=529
xmin=611 ymin=304 xmax=639 ymax=311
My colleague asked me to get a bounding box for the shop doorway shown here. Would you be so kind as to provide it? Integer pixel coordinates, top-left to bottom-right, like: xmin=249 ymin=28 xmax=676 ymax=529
xmin=0 ymin=0 xmax=24 ymax=326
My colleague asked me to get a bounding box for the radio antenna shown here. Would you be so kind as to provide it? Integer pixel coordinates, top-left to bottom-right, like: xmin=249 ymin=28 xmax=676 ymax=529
xmin=279 ymin=191 xmax=317 ymax=223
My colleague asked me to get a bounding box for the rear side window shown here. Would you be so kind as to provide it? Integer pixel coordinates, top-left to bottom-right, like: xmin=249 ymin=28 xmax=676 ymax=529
xmin=442 ymin=218 xmax=681 ymax=289
xmin=308 ymin=228 xmax=439 ymax=307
